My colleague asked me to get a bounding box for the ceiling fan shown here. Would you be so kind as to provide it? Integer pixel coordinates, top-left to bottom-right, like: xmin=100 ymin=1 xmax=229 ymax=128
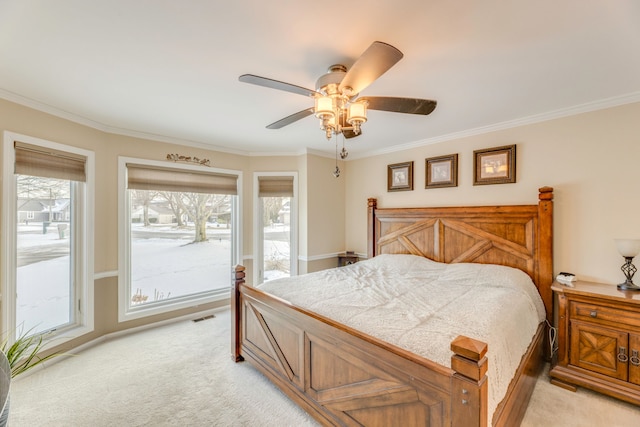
xmin=239 ymin=41 xmax=437 ymax=142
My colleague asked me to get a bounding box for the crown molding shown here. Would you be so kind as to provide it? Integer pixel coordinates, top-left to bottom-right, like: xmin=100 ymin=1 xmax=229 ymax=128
xmin=0 ymin=88 xmax=110 ymax=131
xmin=348 ymin=91 xmax=640 ymax=160
xmin=0 ymin=88 xmax=253 ymax=155
xmin=3 ymin=88 xmax=639 ymax=161
xmin=0 ymin=88 xmax=314 ymax=158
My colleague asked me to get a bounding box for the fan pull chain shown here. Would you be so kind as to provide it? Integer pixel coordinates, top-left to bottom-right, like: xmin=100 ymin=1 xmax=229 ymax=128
xmin=340 ymin=134 xmax=348 ymax=160
xmin=333 ymin=133 xmax=341 ymax=178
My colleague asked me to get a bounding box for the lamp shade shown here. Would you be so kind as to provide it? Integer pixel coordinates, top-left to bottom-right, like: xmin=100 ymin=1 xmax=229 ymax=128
xmin=314 ymin=96 xmax=334 ymax=119
xmin=615 ymin=238 xmax=640 ymax=257
xmin=347 ymin=102 xmax=367 ymax=124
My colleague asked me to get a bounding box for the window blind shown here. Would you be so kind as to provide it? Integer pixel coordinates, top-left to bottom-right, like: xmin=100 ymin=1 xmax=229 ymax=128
xmin=258 ymin=176 xmax=294 ymax=197
xmin=127 ymin=163 xmax=238 ymax=195
xmin=14 ymin=141 xmax=87 ymax=182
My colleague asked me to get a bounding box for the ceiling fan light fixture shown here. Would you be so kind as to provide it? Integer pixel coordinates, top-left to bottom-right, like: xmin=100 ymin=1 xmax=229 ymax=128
xmin=347 ymin=101 xmax=367 ymax=135
xmin=315 ymin=95 xmax=336 ymax=139
xmin=314 ymin=96 xmax=334 ymax=119
xmin=347 ymin=101 xmax=367 ymax=121
xmin=239 ymin=41 xmax=437 ymax=174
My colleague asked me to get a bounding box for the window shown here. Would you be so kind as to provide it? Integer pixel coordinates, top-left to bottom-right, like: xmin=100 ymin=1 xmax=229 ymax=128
xmin=254 ymin=173 xmax=297 ymax=284
xmin=119 ymin=158 xmax=241 ymax=321
xmin=2 ymin=133 xmax=94 ymax=342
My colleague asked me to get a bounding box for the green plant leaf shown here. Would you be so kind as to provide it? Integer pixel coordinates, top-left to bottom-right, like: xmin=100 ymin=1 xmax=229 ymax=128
xmin=1 ymin=326 xmax=61 ymax=378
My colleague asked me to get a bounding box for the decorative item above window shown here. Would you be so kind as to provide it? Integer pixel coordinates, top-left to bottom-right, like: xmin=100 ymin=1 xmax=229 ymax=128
xmin=166 ymin=153 xmax=210 ymax=167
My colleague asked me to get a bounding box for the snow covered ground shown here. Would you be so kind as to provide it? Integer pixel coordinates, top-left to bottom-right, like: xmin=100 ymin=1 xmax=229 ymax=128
xmin=16 ymin=222 xmax=289 ymax=334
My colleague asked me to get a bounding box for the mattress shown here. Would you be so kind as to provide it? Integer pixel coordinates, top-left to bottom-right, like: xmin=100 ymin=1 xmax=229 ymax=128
xmin=257 ymin=253 xmax=546 ymax=418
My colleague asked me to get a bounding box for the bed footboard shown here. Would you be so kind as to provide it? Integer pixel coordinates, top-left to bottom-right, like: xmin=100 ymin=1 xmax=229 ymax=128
xmin=231 ymin=265 xmax=489 ymax=427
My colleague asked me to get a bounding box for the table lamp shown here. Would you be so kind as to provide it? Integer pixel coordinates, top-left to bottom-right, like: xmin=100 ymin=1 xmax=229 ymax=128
xmin=615 ymin=238 xmax=640 ymax=291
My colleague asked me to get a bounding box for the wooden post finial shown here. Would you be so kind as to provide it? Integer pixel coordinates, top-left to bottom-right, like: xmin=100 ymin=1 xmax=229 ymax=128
xmin=451 ymin=335 xmax=489 ymax=427
xmin=367 ymin=198 xmax=378 ymax=259
xmin=538 ymin=186 xmax=553 ymax=201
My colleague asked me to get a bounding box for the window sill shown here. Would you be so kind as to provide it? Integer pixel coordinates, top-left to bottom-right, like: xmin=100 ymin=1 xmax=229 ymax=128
xmin=42 ymin=323 xmax=94 ymax=352
xmin=118 ymin=288 xmax=229 ymax=323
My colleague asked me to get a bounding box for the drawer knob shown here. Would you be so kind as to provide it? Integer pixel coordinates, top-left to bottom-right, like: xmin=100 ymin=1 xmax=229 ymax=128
xmin=589 ymin=310 xmax=597 ymax=318
xmin=631 ymin=350 xmax=640 ymax=367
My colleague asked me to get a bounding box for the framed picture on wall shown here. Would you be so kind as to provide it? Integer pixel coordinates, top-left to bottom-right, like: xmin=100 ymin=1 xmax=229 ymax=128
xmin=473 ymin=144 xmax=516 ymax=185
xmin=425 ymin=154 xmax=458 ymax=188
xmin=387 ymin=161 xmax=413 ymax=192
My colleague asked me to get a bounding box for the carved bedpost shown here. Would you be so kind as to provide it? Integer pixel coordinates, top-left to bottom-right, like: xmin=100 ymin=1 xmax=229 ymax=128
xmin=231 ymin=264 xmax=245 ymax=362
xmin=450 ymin=336 xmax=488 ymax=427
xmin=537 ymin=186 xmax=554 ymax=325
xmin=367 ymin=198 xmax=377 ymax=259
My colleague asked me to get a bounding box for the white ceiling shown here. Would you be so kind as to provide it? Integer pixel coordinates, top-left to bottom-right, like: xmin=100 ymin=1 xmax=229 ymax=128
xmin=1 ymin=1 xmax=639 ymax=158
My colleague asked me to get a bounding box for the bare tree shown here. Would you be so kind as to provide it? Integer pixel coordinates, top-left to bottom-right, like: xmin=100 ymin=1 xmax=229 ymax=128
xmin=130 ymin=190 xmax=159 ymax=226
xmin=178 ymin=193 xmax=229 ymax=243
xmin=158 ymin=191 xmax=186 ymax=227
xmin=17 ymin=175 xmax=70 ymax=198
xmin=261 ymin=197 xmax=284 ymax=226
xmin=130 ymin=189 xmax=229 ymax=243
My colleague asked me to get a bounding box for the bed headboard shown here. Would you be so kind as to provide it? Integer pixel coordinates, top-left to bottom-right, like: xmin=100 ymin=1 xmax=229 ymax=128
xmin=367 ymin=187 xmax=554 ymax=322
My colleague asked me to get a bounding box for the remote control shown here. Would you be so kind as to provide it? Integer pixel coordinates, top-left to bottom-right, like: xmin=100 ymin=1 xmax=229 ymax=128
xmin=556 ymin=272 xmax=576 ymax=286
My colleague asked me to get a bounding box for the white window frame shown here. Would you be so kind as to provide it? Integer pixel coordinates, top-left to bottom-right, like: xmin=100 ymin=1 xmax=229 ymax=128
xmin=118 ymin=157 xmax=242 ymax=322
xmin=1 ymin=131 xmax=95 ymax=344
xmin=253 ymin=171 xmax=298 ymax=284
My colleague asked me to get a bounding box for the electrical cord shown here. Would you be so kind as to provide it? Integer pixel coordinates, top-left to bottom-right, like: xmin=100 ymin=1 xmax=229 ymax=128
xmin=546 ymin=319 xmax=557 ymax=358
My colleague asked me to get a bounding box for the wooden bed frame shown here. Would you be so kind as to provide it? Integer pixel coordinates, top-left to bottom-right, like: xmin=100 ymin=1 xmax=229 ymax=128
xmin=232 ymin=187 xmax=554 ymax=426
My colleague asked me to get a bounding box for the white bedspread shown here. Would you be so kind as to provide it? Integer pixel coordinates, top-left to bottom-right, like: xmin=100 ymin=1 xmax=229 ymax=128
xmin=257 ymin=254 xmax=546 ymax=419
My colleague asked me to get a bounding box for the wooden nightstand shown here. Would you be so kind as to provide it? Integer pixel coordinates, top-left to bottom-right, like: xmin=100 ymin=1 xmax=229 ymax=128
xmin=337 ymin=252 xmax=359 ymax=267
xmin=550 ymin=280 xmax=640 ymax=405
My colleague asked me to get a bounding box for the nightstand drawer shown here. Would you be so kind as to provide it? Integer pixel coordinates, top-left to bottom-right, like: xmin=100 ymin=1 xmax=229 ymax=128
xmin=571 ymin=301 xmax=640 ymax=329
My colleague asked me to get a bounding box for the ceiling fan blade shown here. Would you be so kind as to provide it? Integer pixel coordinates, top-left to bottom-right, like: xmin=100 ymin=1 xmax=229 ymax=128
xmin=239 ymin=74 xmax=319 ymax=98
xmin=266 ymin=108 xmax=315 ymax=129
xmin=339 ymin=41 xmax=404 ymax=95
xmin=360 ymin=96 xmax=437 ymax=115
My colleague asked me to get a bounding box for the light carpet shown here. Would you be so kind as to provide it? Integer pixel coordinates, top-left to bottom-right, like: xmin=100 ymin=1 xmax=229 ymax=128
xmin=9 ymin=309 xmax=640 ymax=426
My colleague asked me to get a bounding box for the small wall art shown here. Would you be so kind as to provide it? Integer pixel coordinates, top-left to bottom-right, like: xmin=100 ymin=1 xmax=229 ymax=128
xmin=387 ymin=161 xmax=413 ymax=192
xmin=425 ymin=154 xmax=458 ymax=189
xmin=473 ymin=144 xmax=516 ymax=185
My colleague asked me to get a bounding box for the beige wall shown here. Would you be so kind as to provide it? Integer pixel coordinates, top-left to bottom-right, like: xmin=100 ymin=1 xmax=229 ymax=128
xmin=4 ymin=94 xmax=638 ymax=349
xmin=0 ymin=98 xmax=345 ymax=350
xmin=240 ymin=154 xmax=344 ymax=278
xmin=0 ymin=98 xmax=252 ymax=348
xmin=300 ymin=154 xmax=345 ymax=273
xmin=244 ymin=155 xmax=304 ymax=284
xmin=345 ymin=101 xmax=640 ymax=285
